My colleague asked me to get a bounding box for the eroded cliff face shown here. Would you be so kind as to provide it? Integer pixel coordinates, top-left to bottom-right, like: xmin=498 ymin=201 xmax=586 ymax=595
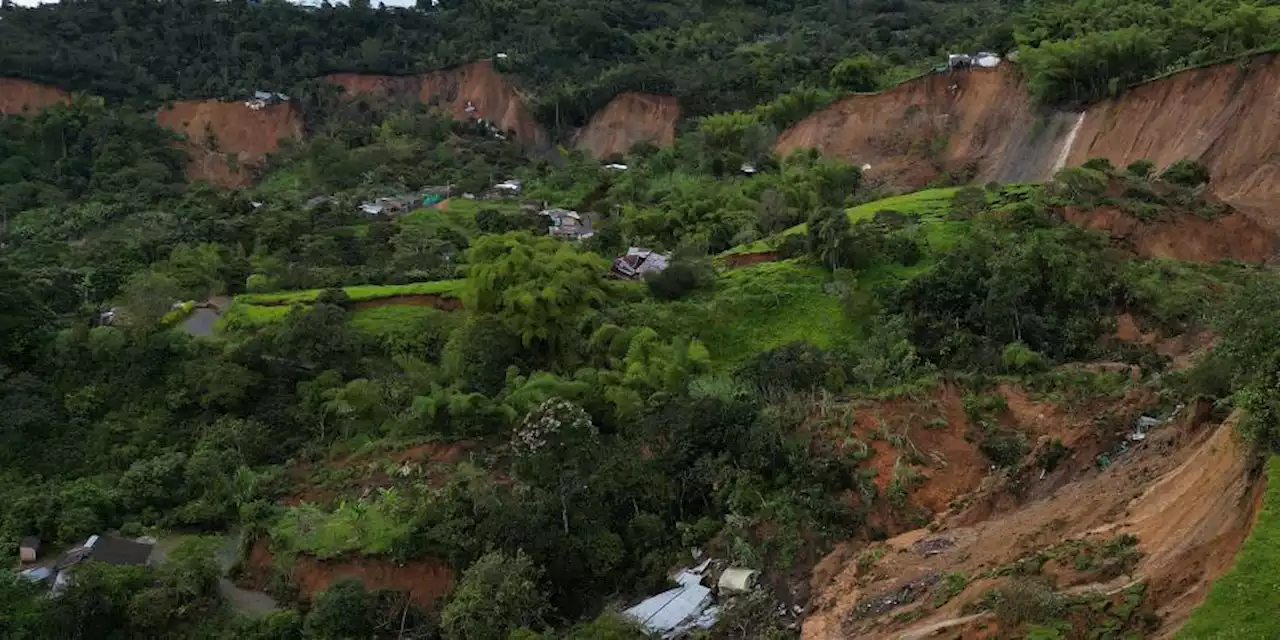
xmin=155 ymin=99 xmax=304 ymax=187
xmin=1066 ymin=54 xmax=1280 ymax=230
xmin=776 ymin=66 xmax=1076 ymax=188
xmin=322 ymin=60 xmax=549 ymax=148
xmin=571 ymin=92 xmax=680 ymax=158
xmin=0 ymin=78 xmax=71 ymax=114
xmin=779 ymin=53 xmax=1280 ymax=231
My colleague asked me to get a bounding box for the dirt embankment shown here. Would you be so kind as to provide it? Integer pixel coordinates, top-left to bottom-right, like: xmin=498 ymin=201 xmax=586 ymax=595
xmin=156 ymin=99 xmax=303 ymax=187
xmin=777 ymin=66 xmax=1076 ymax=188
xmin=323 ymin=60 xmax=549 ymax=148
xmin=571 ymin=92 xmax=679 ymax=159
xmin=0 ymin=78 xmax=71 ymax=115
xmin=1063 ymin=204 xmax=1277 ymax=263
xmin=1066 ymin=54 xmax=1280 ymax=230
xmin=242 ymin=540 xmax=454 ymax=612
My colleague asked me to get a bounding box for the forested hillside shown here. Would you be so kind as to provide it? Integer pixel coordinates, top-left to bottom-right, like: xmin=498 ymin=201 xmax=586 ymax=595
xmin=4 ymin=0 xmax=1280 ymax=639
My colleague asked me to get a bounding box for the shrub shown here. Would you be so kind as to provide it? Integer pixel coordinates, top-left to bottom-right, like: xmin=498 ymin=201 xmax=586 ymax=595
xmin=735 ymin=342 xmax=837 ymax=393
xmin=245 ymin=273 xmax=274 ymax=293
xmin=989 ymin=578 xmax=1065 ymax=626
xmin=1001 ymin=342 xmax=1048 ymax=374
xmin=1052 ymin=166 xmax=1108 ymax=206
xmin=475 ymin=208 xmax=507 ymax=234
xmin=950 ymin=186 xmax=987 ymax=219
xmin=980 ymin=430 xmax=1028 ymax=467
xmin=1160 ymin=159 xmax=1211 ymax=188
xmin=441 ymin=551 xmax=550 ymax=640
xmin=830 ymin=55 xmax=882 ymax=92
xmin=645 ymin=261 xmax=708 ymax=301
xmin=1081 ymin=157 xmax=1115 ymax=173
xmin=1125 ymin=159 xmax=1155 ymax=179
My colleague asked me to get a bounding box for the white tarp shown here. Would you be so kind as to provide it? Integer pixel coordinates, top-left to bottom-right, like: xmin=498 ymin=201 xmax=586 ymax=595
xmin=976 ymin=55 xmax=1001 ymax=68
xmin=717 ymin=568 xmax=758 ymax=594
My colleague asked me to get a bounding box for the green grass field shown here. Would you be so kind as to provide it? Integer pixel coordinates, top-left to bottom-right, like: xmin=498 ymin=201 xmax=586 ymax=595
xmin=237 ymin=280 xmax=465 ymax=306
xmin=619 ymin=260 xmax=850 ymax=368
xmin=726 ymin=187 xmax=962 ymax=255
xmin=1177 ymin=456 xmax=1280 ymax=638
xmin=219 ymin=279 xmax=466 ymax=332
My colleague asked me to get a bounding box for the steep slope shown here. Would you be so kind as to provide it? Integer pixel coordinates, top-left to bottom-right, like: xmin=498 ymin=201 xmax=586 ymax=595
xmin=323 ymin=61 xmax=549 ymax=148
xmin=777 ymin=66 xmax=1075 ymax=188
xmin=1065 ymin=54 xmax=1280 ymax=230
xmin=155 ymin=99 xmax=303 ymax=187
xmin=571 ymin=92 xmax=679 ymax=158
xmin=781 ymin=53 xmax=1280 ymax=230
xmin=1062 ymin=204 xmax=1277 ymax=263
xmin=0 ymin=77 xmax=71 ymax=114
xmin=803 ymin=406 xmax=1262 ymax=639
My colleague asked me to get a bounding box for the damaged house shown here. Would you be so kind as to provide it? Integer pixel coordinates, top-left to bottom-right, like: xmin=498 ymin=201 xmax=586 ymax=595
xmin=612 ymin=247 xmax=670 ymax=279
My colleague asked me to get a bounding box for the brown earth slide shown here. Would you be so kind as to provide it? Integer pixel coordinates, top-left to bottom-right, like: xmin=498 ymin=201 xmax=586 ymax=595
xmin=1066 ymin=54 xmax=1280 ymax=231
xmin=776 ymin=65 xmax=1075 ymax=188
xmin=323 ymin=60 xmax=549 ymax=148
xmin=570 ymin=92 xmax=680 ymax=159
xmin=0 ymin=78 xmax=71 ymax=115
xmin=156 ymin=99 xmax=304 ymax=187
xmin=779 ymin=52 xmax=1280 ymax=231
xmin=1062 ymin=204 xmax=1276 ymax=263
xmin=803 ymin=398 xmax=1262 ymax=639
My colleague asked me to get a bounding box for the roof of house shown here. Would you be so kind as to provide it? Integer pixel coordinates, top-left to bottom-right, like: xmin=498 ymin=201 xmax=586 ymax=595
xmin=20 ymin=536 xmax=40 ymax=549
xmin=88 ymin=536 xmax=154 ymax=566
xmin=59 ymin=535 xmax=154 ymax=569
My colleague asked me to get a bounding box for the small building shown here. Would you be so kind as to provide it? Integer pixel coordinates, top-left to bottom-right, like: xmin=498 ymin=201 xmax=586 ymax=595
xmin=494 ymin=179 xmax=522 ymax=195
xmin=51 ymin=535 xmax=155 ymax=595
xmin=19 ymin=537 xmax=39 ymax=563
xmin=947 ymin=53 xmax=973 ymax=71
xmin=541 ymin=208 xmax=594 ymax=240
xmin=245 ymin=91 xmax=290 ymax=110
xmin=612 ymin=247 xmax=670 ymax=280
xmin=358 ymin=196 xmax=415 ymax=217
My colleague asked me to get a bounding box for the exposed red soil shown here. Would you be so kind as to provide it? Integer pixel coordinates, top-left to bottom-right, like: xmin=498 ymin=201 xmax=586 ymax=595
xmin=781 ymin=53 xmax=1280 ymax=230
xmin=777 ymin=66 xmax=1072 ymax=189
xmin=1113 ymin=313 xmax=1217 ymax=371
xmin=723 ymin=251 xmax=780 ymax=268
xmin=571 ymin=92 xmax=679 ymax=158
xmin=1066 ymin=53 xmax=1280 ymax=232
xmin=803 ymin=383 xmax=1261 ymax=640
xmin=1062 ymin=204 xmax=1277 ymax=263
xmin=349 ymin=294 xmax=463 ymax=311
xmin=323 ymin=61 xmax=549 ymax=148
xmin=155 ymin=99 xmax=303 ymax=187
xmin=242 ymin=540 xmax=454 ymax=611
xmin=0 ymin=78 xmax=71 ymax=114
xmin=844 ymin=384 xmax=988 ymax=528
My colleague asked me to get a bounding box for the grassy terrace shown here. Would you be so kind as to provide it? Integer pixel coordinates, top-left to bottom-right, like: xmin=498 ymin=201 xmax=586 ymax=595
xmin=725 ymin=187 xmax=963 ymax=255
xmin=237 ymin=280 xmax=465 ymax=306
xmin=1178 ymin=457 xmax=1280 ymax=638
xmin=220 ymin=280 xmax=466 ymax=330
